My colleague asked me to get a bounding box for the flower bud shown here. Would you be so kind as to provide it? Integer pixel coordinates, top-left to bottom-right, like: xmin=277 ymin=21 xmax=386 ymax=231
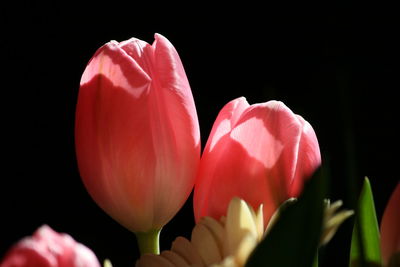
xmin=75 ymin=34 xmax=200 ymax=232
xmin=0 ymin=225 xmax=100 ymax=267
xmin=194 ymin=97 xmax=321 ymax=225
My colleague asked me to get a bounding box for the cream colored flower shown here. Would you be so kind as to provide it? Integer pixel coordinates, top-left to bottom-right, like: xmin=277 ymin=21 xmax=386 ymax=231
xmin=104 ymin=259 xmax=113 ymax=267
xmin=136 ymin=197 xmax=353 ymax=267
xmin=136 ymin=197 xmax=263 ymax=267
xmin=321 ymin=199 xmax=354 ymax=246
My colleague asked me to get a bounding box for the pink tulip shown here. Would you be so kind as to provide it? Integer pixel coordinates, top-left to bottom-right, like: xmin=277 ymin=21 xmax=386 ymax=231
xmin=75 ymin=34 xmax=200 ymax=233
xmin=0 ymin=225 xmax=100 ymax=267
xmin=380 ymin=182 xmax=400 ymax=266
xmin=194 ymin=97 xmax=321 ymax=225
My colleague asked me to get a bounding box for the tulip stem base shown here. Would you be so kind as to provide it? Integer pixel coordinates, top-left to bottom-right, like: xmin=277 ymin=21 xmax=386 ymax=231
xmin=312 ymin=251 xmax=318 ymax=267
xmin=135 ymin=229 xmax=161 ymax=255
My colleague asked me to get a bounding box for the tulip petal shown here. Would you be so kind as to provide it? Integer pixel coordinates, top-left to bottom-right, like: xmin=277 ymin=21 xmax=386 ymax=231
xmin=381 ymin=182 xmax=400 ymax=266
xmin=118 ymin=37 xmax=153 ymax=76
xmin=246 ymin=169 xmax=325 ymax=267
xmin=231 ymin=101 xmax=307 ymax=203
xmin=0 ymin=238 xmax=56 ymax=267
xmin=76 ymin=35 xmax=200 ymax=232
xmin=153 ymin=33 xmax=200 ymax=143
xmin=141 ymin=34 xmax=200 ymax=227
xmin=76 ymin=41 xmax=156 ymax=231
xmin=76 ymin=63 xmax=157 ymax=230
xmin=0 ymin=226 xmax=101 ymax=267
xmin=81 ymin=41 xmax=151 ymax=97
xmin=72 ymin=244 xmax=103 ymax=267
xmin=193 ymin=97 xmax=250 ymax=222
xmin=194 ymin=100 xmax=321 ymax=227
xmin=289 ymin=115 xmax=321 ymax=196
xmin=206 ymin=97 xmax=250 ymax=154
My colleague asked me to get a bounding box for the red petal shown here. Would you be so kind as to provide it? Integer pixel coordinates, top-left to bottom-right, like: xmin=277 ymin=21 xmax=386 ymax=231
xmin=381 ymin=182 xmax=400 ymax=265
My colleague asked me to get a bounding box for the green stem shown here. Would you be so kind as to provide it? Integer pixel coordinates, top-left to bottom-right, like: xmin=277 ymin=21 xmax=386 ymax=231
xmin=312 ymin=250 xmax=318 ymax=267
xmin=135 ymin=229 xmax=161 ymax=255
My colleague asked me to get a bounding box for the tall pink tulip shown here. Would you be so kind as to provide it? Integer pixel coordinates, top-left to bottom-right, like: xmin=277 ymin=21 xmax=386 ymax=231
xmin=75 ymin=34 xmax=200 ymax=235
xmin=0 ymin=225 xmax=100 ymax=267
xmin=194 ymin=97 xmax=321 ymax=225
xmin=380 ymin=182 xmax=400 ymax=266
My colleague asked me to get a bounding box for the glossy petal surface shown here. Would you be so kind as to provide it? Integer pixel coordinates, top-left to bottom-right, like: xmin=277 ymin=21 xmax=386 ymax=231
xmin=194 ymin=98 xmax=320 ymax=225
xmin=76 ymin=34 xmax=200 ymax=232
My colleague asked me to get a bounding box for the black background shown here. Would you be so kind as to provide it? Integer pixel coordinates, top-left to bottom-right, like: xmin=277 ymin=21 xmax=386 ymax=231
xmin=1 ymin=2 xmax=398 ymax=267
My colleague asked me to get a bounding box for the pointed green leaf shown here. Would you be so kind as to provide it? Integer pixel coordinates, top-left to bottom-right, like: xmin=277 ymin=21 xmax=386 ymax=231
xmin=245 ymin=168 xmax=326 ymax=267
xmin=349 ymin=177 xmax=382 ymax=267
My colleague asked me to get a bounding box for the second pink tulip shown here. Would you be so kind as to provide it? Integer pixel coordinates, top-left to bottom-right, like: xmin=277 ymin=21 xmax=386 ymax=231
xmin=194 ymin=97 xmax=321 ymax=225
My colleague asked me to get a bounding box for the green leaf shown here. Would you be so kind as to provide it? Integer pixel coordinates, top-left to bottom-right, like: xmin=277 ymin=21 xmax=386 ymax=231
xmin=349 ymin=177 xmax=382 ymax=267
xmin=245 ymin=168 xmax=326 ymax=267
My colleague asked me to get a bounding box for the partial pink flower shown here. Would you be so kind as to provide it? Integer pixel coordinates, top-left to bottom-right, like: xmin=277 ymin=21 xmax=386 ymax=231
xmin=0 ymin=225 xmax=100 ymax=267
xmin=75 ymin=34 xmax=200 ymax=232
xmin=380 ymin=182 xmax=400 ymax=266
xmin=194 ymin=97 xmax=321 ymax=225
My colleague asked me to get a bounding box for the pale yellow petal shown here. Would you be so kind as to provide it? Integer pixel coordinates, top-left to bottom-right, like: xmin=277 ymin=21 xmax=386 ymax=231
xmin=255 ymin=204 xmax=264 ymax=241
xmin=245 ymin=202 xmax=265 ymax=241
xmin=320 ymin=199 xmax=354 ymax=246
xmin=200 ymin=217 xmax=225 ymax=252
xmin=191 ymin=223 xmax=222 ymax=265
xmin=135 ymin=254 xmax=175 ymax=267
xmin=225 ymin=197 xmax=258 ymax=256
xmin=321 ymin=210 xmax=354 ymax=245
xmin=324 ymin=199 xmax=343 ymax=220
xmin=161 ymin=251 xmax=189 ymax=267
xmin=235 ymin=232 xmax=257 ymax=266
xmin=326 ymin=210 xmax=353 ymax=229
xmin=211 ymin=256 xmax=237 ymax=267
xmin=171 ymin=237 xmax=205 ymax=266
xmin=103 ymin=259 xmax=113 ymax=267
xmin=329 ymin=200 xmax=343 ymax=213
xmin=265 ymin=207 xmax=279 ymax=235
xmin=244 ymin=201 xmax=258 ymax=223
xmin=138 ymin=198 xmax=269 ymax=267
